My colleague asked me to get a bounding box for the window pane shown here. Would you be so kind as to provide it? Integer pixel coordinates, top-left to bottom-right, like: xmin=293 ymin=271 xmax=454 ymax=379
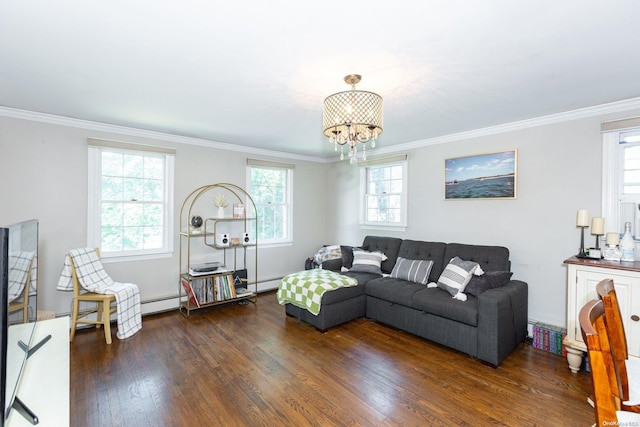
xmin=102 ymin=152 xmax=123 ymax=176
xmin=144 ymin=179 xmax=163 ymax=201
xmin=123 ymin=177 xmax=144 ymax=201
xmin=101 ymin=226 xmax=123 ymax=251
xmin=144 ymin=157 xmax=164 ymax=180
xmin=123 ymin=155 xmax=143 ymax=178
xmin=102 ymin=177 xmax=123 ymax=200
xmin=390 ymin=180 xmax=402 ymax=194
xmin=123 ymin=226 xmax=143 ymax=250
xmin=101 ymin=203 xmax=123 ymax=226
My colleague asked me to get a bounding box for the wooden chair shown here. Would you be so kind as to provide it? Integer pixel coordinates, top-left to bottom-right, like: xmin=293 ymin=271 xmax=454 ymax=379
xmin=68 ymin=248 xmax=117 ymax=344
xmin=8 ymin=257 xmax=32 ymax=323
xmin=596 ymin=278 xmax=640 ymax=410
xmin=579 ymin=299 xmax=640 ymax=425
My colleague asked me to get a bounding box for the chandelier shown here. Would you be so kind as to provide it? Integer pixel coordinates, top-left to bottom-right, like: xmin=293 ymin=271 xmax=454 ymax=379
xmin=323 ymin=74 xmax=383 ymax=164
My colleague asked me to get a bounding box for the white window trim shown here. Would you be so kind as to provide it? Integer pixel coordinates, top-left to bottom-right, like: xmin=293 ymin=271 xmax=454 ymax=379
xmin=87 ymin=140 xmax=175 ymax=262
xmin=602 ymin=124 xmax=640 ymax=237
xmin=246 ymin=160 xmax=294 ymax=246
xmin=359 ymin=157 xmax=408 ymax=230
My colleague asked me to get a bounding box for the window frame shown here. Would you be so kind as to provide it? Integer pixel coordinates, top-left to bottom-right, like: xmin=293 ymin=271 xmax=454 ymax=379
xmin=87 ymin=141 xmax=175 ymax=261
xmin=359 ymin=158 xmax=408 ymax=230
xmin=246 ymin=162 xmax=293 ymax=246
xmin=603 ymin=127 xmax=640 ymax=237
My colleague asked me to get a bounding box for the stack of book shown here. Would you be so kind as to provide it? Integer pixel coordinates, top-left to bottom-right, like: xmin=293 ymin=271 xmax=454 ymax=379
xmin=532 ymin=322 xmax=567 ymax=356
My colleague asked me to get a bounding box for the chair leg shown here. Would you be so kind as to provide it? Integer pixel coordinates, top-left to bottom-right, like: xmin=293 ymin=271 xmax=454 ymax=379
xmin=103 ymin=303 xmax=112 ymax=345
xmin=70 ymin=298 xmax=79 ymax=342
xmin=96 ymin=301 xmax=103 ymax=329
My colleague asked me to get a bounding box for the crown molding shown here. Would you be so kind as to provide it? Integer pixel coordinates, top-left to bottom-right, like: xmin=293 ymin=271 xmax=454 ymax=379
xmin=390 ymin=96 xmax=640 ymax=152
xmin=0 ymin=106 xmax=325 ymax=163
xmin=3 ymin=96 xmax=640 ymax=163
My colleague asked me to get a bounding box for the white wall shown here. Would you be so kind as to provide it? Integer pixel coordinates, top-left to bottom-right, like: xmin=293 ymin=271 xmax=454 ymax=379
xmin=0 ymin=115 xmax=328 ymax=315
xmin=327 ymin=107 xmax=640 ymax=328
xmin=4 ymin=105 xmax=640 ymax=328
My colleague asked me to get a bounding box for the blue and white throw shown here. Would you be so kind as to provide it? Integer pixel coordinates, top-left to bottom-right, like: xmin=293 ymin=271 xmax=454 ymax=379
xmin=277 ymin=269 xmax=357 ymax=316
xmin=57 ymin=248 xmax=142 ymax=340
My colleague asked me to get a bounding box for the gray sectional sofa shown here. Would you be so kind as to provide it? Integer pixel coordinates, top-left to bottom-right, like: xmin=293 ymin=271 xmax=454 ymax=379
xmin=284 ymin=236 xmax=528 ymax=367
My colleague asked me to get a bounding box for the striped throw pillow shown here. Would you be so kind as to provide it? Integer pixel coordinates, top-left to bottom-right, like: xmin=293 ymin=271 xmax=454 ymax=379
xmin=390 ymin=257 xmax=433 ymax=285
xmin=350 ymin=249 xmax=385 ymax=274
xmin=436 ymin=256 xmax=483 ymax=298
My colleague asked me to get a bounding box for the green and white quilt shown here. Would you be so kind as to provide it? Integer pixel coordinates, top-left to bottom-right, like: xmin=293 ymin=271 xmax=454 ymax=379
xmin=277 ymin=269 xmax=357 ymax=316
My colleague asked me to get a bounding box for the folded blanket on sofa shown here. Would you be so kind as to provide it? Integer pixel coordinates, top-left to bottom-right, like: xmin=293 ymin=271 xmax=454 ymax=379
xmin=277 ymin=269 xmax=357 ymax=315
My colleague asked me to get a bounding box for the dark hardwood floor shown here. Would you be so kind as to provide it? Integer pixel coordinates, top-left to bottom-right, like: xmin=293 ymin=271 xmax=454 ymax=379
xmin=70 ymin=291 xmax=595 ymax=426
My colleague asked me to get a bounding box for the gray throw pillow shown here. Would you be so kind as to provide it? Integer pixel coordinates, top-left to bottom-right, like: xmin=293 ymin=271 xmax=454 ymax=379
xmin=390 ymin=257 xmax=433 ymax=285
xmin=465 ymin=271 xmax=513 ymax=297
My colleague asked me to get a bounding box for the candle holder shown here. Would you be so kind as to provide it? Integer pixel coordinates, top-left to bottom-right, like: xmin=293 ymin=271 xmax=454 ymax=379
xmin=577 ymin=226 xmax=589 ymax=258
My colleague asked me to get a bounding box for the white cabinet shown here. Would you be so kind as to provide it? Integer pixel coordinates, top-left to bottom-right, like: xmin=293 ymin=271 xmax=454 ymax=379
xmin=564 ymin=256 xmax=640 ymax=372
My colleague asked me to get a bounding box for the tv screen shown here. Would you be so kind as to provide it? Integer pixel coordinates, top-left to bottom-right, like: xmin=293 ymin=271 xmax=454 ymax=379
xmin=0 ymin=220 xmax=38 ymax=426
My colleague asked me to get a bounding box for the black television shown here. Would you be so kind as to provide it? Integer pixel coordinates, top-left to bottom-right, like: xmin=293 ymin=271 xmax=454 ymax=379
xmin=0 ymin=219 xmax=46 ymax=426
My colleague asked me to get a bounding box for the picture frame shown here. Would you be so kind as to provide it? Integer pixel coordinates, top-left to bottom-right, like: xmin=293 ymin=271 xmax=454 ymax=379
xmin=444 ymin=149 xmax=517 ymax=200
xmin=233 ymin=203 xmax=245 ymax=219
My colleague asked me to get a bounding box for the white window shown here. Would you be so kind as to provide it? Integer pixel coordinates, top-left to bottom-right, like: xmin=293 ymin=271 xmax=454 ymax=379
xmin=87 ymin=139 xmax=175 ymax=260
xmin=602 ymin=123 xmax=640 ymax=237
xmin=360 ymin=156 xmax=408 ymax=228
xmin=247 ymin=159 xmax=293 ymax=245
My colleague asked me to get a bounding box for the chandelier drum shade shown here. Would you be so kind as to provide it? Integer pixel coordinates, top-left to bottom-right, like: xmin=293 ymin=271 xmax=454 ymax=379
xmin=322 ymin=74 xmax=383 ymax=164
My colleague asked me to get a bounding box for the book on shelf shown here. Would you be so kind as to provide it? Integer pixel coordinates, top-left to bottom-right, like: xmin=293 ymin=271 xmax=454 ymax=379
xmin=181 ymin=278 xmax=200 ymax=308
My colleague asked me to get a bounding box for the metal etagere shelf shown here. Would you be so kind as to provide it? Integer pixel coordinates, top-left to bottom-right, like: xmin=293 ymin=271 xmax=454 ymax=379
xmin=178 ymin=183 xmax=258 ymax=317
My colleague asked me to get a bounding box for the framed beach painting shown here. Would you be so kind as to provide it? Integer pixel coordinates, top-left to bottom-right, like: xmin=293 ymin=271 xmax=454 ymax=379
xmin=444 ymin=149 xmax=517 ymax=200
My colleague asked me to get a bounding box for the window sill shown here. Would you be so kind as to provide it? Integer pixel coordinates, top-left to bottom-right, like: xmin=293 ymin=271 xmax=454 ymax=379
xmin=360 ymin=224 xmax=407 ymax=232
xmin=100 ymin=251 xmax=173 ymax=263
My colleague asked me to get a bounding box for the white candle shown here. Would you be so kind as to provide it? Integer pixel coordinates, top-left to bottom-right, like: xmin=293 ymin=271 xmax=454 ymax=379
xmin=576 ymin=209 xmax=590 ymax=227
xmin=591 ymin=217 xmax=605 ymax=235
xmin=606 ymin=232 xmax=620 ymax=246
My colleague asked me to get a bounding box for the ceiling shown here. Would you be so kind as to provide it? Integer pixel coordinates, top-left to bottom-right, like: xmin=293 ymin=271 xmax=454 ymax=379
xmin=2 ymin=1 xmax=640 ymax=159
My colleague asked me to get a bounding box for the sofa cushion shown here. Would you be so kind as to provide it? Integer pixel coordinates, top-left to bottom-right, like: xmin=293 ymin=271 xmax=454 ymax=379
xmin=411 ymin=287 xmax=479 ymax=326
xmin=365 ymin=277 xmax=424 ymax=306
xmin=350 ymin=249 xmax=386 ymax=274
xmin=362 ymin=236 xmax=403 ymax=274
xmin=390 ymin=257 xmax=433 ymax=285
xmin=317 ymin=280 xmax=367 ymax=305
xmin=397 ymin=240 xmax=447 ymax=282
xmin=436 ymin=257 xmax=483 ymax=298
xmin=465 ymin=271 xmax=513 ymax=297
xmin=443 ymin=243 xmax=510 ymax=272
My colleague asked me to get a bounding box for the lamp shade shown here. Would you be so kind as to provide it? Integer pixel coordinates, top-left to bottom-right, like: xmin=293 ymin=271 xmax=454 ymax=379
xmin=591 ymin=217 xmax=604 ymax=235
xmin=576 ymin=210 xmax=589 ymax=227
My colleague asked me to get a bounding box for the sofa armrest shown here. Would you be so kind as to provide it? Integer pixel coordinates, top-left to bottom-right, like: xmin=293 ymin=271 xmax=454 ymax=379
xmin=476 ymin=279 xmax=528 ymax=366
